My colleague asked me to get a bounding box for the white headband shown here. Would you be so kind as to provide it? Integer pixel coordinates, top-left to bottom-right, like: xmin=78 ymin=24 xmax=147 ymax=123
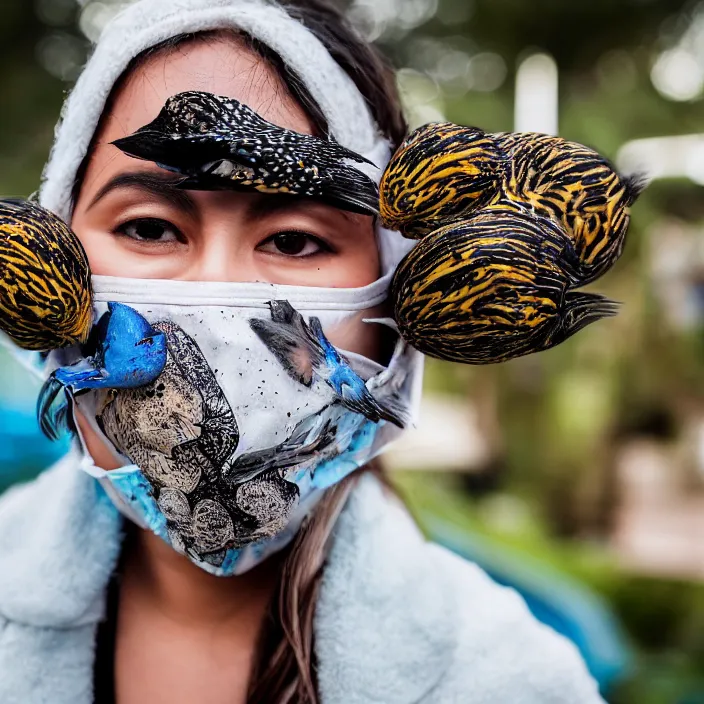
xmin=38 ymin=0 xmax=413 ymax=275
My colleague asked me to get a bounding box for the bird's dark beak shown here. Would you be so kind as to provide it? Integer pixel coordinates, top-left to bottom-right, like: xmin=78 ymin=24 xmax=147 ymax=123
xmin=111 ymin=130 xmax=172 ymax=161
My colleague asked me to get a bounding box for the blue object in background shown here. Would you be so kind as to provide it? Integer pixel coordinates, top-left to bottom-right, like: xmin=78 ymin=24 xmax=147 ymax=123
xmin=0 ymin=402 xmax=69 ymax=493
xmin=426 ymin=517 xmax=634 ymax=695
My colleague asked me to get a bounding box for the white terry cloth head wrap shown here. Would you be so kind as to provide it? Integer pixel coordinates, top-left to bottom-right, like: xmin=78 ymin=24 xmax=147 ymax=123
xmin=38 ymin=0 xmax=415 ymax=278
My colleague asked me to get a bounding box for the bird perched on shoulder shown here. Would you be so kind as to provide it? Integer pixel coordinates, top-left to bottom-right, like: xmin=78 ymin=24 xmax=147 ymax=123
xmin=249 ymin=300 xmax=406 ymax=428
xmin=380 ymin=122 xmax=644 ymax=364
xmin=38 ymin=302 xmax=168 ymax=440
xmin=112 ymin=90 xmax=381 ymax=216
xmin=0 ymin=199 xmax=92 ymax=351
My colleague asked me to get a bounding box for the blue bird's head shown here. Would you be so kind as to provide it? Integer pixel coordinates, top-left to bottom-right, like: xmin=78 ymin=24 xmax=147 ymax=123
xmin=102 ymin=302 xmax=168 ymax=388
xmin=37 ymin=302 xmax=168 ymax=441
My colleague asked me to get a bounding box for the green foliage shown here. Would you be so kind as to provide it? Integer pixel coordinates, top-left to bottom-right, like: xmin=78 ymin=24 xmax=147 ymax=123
xmin=393 ymin=470 xmax=704 ymax=703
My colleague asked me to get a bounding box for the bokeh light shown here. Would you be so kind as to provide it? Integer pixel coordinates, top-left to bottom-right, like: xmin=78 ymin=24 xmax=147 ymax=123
xmin=651 ymin=48 xmax=704 ymax=102
xmin=78 ymin=0 xmax=129 ymax=42
xmin=35 ymin=30 xmax=84 ymax=81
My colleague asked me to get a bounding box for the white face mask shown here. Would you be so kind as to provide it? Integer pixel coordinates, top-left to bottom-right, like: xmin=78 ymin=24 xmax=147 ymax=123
xmin=66 ymin=275 xmax=422 ymax=576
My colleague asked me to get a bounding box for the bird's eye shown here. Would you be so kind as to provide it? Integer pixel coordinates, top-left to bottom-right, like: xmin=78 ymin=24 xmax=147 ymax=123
xmin=115 ymin=218 xmax=183 ymax=243
xmin=258 ymin=231 xmax=331 ymax=258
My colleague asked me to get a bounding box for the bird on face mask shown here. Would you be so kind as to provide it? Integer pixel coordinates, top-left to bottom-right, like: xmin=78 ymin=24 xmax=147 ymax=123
xmin=0 ymin=199 xmax=93 ymax=351
xmin=249 ymin=300 xmax=406 ymax=428
xmin=223 ymin=334 xmax=413 ymax=487
xmin=380 ymin=122 xmax=644 ymax=365
xmin=38 ymin=302 xmax=168 ymax=440
xmin=112 ymin=91 xmax=381 ymax=216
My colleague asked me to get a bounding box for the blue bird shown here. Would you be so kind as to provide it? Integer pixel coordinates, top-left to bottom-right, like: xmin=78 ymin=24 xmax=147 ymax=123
xmin=38 ymin=302 xmax=168 ymax=441
xmin=225 ymin=332 xmax=415 ymax=487
xmin=249 ymin=300 xmax=405 ymax=428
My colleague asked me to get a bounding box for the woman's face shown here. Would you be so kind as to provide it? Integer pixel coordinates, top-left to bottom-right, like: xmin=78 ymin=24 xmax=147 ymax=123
xmin=71 ymin=35 xmax=380 ymax=288
xmin=71 ymin=35 xmax=384 ymax=470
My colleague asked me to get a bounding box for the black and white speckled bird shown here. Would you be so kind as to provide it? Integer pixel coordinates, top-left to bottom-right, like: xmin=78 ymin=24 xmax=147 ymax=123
xmin=112 ymin=91 xmax=381 ymax=216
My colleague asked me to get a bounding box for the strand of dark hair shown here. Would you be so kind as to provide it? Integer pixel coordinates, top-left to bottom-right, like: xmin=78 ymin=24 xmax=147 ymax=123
xmin=276 ymin=0 xmax=408 ymax=149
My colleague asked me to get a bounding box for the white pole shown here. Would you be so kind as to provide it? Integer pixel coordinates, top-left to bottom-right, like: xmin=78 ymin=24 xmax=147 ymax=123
xmin=514 ymin=53 xmax=559 ymax=135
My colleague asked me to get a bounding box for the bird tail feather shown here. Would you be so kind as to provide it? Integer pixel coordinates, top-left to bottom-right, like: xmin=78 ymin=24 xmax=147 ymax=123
xmin=324 ymin=166 xmax=380 ymax=216
xmin=37 ymin=374 xmax=71 ymax=441
xmin=623 ymin=172 xmax=649 ymax=206
xmin=558 ymin=291 xmax=620 ymax=346
xmin=364 ymin=388 xmax=409 ymax=429
xmin=223 ymin=413 xmax=336 ymax=485
xmin=364 ymin=337 xmax=415 ymax=430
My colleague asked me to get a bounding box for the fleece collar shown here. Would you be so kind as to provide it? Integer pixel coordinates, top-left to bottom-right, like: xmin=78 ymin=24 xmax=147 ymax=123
xmin=0 ymin=450 xmax=121 ymax=628
xmin=0 ymin=454 xmax=605 ymax=704
xmin=0 ymin=454 xmax=451 ymax=701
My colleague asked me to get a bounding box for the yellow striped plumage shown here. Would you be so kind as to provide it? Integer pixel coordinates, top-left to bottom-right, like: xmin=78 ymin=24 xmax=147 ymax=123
xmin=498 ymin=132 xmax=638 ymax=285
xmin=381 ymin=123 xmax=643 ymax=364
xmin=0 ymin=200 xmax=92 ymax=351
xmin=380 ymin=123 xmax=503 ymax=239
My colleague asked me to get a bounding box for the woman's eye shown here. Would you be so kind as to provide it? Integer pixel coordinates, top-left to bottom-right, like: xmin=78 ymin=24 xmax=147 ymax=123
xmin=259 ymin=231 xmax=330 ymax=258
xmin=115 ymin=218 xmax=183 ymax=243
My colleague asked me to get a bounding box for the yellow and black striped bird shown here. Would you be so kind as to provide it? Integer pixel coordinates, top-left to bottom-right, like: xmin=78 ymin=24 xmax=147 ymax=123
xmin=381 ymin=123 xmax=644 ymax=364
xmin=0 ymin=199 xmax=93 ymax=351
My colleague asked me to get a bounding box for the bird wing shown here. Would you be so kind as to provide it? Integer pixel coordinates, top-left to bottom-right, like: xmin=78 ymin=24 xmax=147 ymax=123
xmin=223 ymin=407 xmax=339 ymax=485
xmin=339 ymin=381 xmax=405 ymax=428
xmin=249 ymin=301 xmax=325 ymax=387
xmin=37 ymin=373 xmax=73 ymax=441
xmin=318 ymin=165 xmax=380 ymax=215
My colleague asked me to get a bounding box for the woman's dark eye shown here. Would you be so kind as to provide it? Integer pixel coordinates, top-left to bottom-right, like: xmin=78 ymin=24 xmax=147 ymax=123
xmin=259 ymin=231 xmax=330 ymax=258
xmin=115 ymin=218 xmax=182 ymax=243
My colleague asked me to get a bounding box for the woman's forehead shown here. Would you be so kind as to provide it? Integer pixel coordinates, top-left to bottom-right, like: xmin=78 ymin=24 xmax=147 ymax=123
xmin=99 ymin=35 xmax=314 ymax=146
xmin=78 ymin=35 xmax=315 ymax=206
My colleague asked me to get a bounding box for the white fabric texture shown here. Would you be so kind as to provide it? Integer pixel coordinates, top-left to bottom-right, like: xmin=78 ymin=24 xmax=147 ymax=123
xmin=38 ymin=0 xmax=414 ymax=277
xmin=0 ymin=453 xmax=605 ymax=703
xmin=65 ymin=276 xmax=422 ymax=576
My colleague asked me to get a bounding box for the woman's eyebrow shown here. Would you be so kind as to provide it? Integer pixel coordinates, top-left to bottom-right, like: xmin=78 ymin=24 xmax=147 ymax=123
xmin=245 ymin=194 xmax=355 ymax=222
xmin=87 ymin=172 xmax=198 ymax=215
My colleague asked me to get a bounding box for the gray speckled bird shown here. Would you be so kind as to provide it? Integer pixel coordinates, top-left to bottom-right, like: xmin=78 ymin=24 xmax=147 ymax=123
xmin=112 ymin=90 xmax=380 ymax=215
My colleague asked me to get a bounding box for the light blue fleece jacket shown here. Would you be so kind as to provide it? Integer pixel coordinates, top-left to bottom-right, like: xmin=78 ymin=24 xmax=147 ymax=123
xmin=0 ymin=452 xmax=605 ymax=704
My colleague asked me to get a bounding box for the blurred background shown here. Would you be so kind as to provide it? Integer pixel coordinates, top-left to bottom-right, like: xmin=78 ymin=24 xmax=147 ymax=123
xmin=1 ymin=0 xmax=704 ymax=701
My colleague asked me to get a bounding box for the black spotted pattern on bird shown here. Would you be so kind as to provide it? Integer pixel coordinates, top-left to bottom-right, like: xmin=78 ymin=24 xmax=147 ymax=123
xmin=112 ymin=90 xmax=381 ymax=216
xmin=381 ymin=123 xmax=645 ymax=364
xmin=0 ymin=200 xmax=92 ymax=351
